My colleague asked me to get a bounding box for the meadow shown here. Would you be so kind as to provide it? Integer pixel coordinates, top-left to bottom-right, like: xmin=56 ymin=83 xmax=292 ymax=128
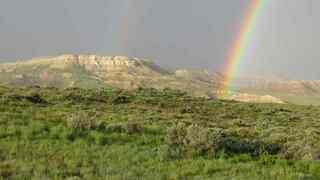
xmin=0 ymin=86 xmax=320 ymax=179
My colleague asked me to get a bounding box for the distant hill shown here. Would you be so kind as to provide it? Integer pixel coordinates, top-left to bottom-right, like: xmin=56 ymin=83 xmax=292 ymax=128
xmin=0 ymin=54 xmax=219 ymax=97
xmin=239 ymin=80 xmax=320 ymax=96
xmin=0 ymin=54 xmax=320 ymax=105
xmin=231 ymin=76 xmax=320 ymax=96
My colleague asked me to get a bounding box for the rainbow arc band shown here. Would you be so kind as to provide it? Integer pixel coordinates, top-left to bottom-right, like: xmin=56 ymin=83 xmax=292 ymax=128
xmin=218 ymin=0 xmax=264 ymax=98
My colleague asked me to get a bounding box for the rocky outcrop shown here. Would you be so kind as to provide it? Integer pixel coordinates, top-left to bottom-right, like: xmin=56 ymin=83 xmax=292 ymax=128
xmin=0 ymin=54 xmax=143 ymax=69
xmin=16 ymin=55 xmax=140 ymax=69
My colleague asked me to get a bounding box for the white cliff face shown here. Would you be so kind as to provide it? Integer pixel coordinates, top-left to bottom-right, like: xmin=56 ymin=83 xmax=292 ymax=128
xmin=0 ymin=54 xmax=167 ymax=88
xmin=72 ymin=55 xmax=138 ymax=72
xmin=76 ymin=55 xmax=137 ymax=67
xmin=0 ymin=54 xmax=142 ymax=72
xmin=51 ymin=54 xmax=139 ymax=69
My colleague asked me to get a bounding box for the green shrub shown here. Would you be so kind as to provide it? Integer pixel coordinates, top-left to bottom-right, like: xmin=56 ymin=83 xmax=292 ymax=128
xmin=67 ymin=112 xmax=98 ymax=131
xmin=166 ymin=123 xmax=223 ymax=156
xmin=185 ymin=125 xmax=223 ymax=154
xmin=279 ymin=129 xmax=320 ymax=160
xmin=166 ymin=123 xmax=188 ymax=146
xmin=281 ymin=141 xmax=320 ymax=160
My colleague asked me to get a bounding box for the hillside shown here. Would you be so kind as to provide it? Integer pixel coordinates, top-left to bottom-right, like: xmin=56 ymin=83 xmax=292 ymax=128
xmin=0 ymin=54 xmax=219 ymax=98
xmin=1 ymin=54 xmax=320 ymax=105
xmin=232 ymin=78 xmax=320 ymax=105
xmin=233 ymin=78 xmax=320 ymax=96
xmin=1 ymin=86 xmax=320 ymax=179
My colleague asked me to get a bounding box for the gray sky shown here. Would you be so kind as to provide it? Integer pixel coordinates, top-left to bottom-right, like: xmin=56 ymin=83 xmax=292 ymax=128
xmin=0 ymin=0 xmax=319 ymax=79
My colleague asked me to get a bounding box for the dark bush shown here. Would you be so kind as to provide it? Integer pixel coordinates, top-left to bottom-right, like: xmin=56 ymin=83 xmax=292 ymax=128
xmin=95 ymin=134 xmax=109 ymax=145
xmin=125 ymin=122 xmax=144 ymax=134
xmin=24 ymin=93 xmax=48 ymax=104
xmin=2 ymin=93 xmax=48 ymax=104
xmin=111 ymin=92 xmax=132 ymax=104
xmin=166 ymin=123 xmax=281 ymax=157
xmin=0 ymin=149 xmax=4 ymax=161
xmin=222 ymin=137 xmax=281 ymax=156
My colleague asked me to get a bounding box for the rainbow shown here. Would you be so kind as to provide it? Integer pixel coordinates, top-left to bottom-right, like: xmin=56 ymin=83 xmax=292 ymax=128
xmin=219 ymin=0 xmax=265 ymax=97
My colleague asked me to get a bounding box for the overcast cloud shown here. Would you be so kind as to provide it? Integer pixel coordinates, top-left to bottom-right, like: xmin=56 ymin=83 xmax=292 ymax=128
xmin=0 ymin=0 xmax=319 ymax=79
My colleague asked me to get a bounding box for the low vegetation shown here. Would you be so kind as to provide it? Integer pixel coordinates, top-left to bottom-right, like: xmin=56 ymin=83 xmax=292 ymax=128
xmin=1 ymin=86 xmax=320 ymax=179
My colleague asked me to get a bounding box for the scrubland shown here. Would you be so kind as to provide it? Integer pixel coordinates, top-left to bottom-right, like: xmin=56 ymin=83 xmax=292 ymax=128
xmin=0 ymin=86 xmax=320 ymax=179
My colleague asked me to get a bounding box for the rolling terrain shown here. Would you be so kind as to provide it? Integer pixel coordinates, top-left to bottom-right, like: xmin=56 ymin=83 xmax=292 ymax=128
xmin=0 ymin=56 xmax=319 ymax=179
xmin=0 ymin=54 xmax=320 ymax=105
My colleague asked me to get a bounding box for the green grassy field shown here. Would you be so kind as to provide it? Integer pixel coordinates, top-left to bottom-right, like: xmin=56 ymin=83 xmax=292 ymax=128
xmin=1 ymin=86 xmax=320 ymax=179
